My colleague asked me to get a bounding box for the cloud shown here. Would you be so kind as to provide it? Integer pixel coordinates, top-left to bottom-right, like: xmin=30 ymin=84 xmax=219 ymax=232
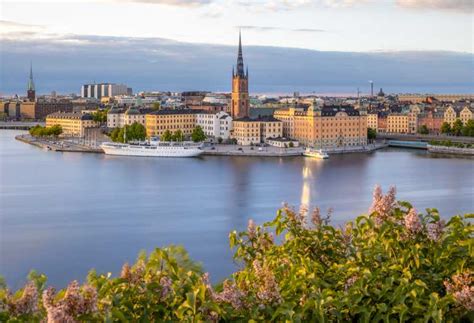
xmin=117 ymin=0 xmax=213 ymax=6
xmin=396 ymin=0 xmax=473 ymax=12
xmin=238 ymin=25 xmax=326 ymax=33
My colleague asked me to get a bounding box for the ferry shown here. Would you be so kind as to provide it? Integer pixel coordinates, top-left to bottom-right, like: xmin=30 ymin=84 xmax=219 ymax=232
xmin=100 ymin=140 xmax=203 ymax=158
xmin=303 ymin=148 xmax=329 ymax=159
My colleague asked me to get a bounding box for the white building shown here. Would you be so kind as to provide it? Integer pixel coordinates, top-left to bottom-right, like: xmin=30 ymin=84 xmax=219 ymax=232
xmin=81 ymin=83 xmax=131 ymax=99
xmin=107 ymin=107 xmax=146 ymax=128
xmin=115 ymin=96 xmax=158 ymax=106
xmin=196 ymin=111 xmax=233 ymax=140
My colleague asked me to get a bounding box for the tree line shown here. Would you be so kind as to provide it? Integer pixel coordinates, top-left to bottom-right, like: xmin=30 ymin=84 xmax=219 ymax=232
xmin=29 ymin=125 xmax=63 ymax=137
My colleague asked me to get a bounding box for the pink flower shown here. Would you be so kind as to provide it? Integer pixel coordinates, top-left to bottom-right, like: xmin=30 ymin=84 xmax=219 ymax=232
xmin=252 ymin=260 xmax=281 ymax=304
xmin=427 ymin=220 xmax=445 ymax=242
xmin=404 ymin=208 xmax=422 ymax=235
xmin=8 ymin=281 xmax=38 ymax=316
xmin=444 ymin=272 xmax=474 ymax=311
xmin=369 ymin=185 xmax=397 ymax=223
xmin=159 ymin=276 xmax=173 ymax=298
xmin=247 ymin=219 xmax=256 ymax=239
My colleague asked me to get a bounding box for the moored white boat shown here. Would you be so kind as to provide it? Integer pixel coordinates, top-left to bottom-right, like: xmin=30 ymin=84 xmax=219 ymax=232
xmin=303 ymin=148 xmax=329 ymax=159
xmin=100 ymin=141 xmax=203 ymax=157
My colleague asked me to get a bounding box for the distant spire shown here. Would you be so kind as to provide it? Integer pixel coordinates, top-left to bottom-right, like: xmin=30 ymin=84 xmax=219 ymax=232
xmin=27 ymin=61 xmax=35 ymax=91
xmin=236 ymin=29 xmax=245 ymax=77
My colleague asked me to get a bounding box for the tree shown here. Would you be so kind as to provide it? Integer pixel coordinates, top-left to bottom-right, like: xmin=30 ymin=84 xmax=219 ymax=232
xmin=367 ymin=127 xmax=377 ymax=141
xmin=162 ymin=130 xmax=172 ymax=142
xmin=288 ymin=141 xmax=294 ymax=148
xmin=452 ymin=119 xmax=463 ymax=136
xmin=217 ymin=137 xmax=223 ymax=144
xmin=172 ymin=130 xmax=184 ymax=142
xmin=152 ymin=102 xmax=160 ymax=111
xmin=29 ymin=124 xmax=62 ymax=137
xmin=191 ymin=126 xmax=206 ymax=142
xmin=440 ymin=122 xmax=451 ymax=135
xmin=461 ymin=119 xmax=474 ymax=137
xmin=48 ymin=125 xmax=63 ymax=137
xmin=127 ymin=122 xmax=146 ymax=142
xmin=92 ymin=110 xmax=108 ymax=123
xmin=110 ymin=127 xmax=121 ymax=142
xmin=418 ymin=125 xmax=429 ymax=135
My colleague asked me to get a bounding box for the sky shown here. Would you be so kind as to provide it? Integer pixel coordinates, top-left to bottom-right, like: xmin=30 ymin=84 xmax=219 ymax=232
xmin=0 ymin=0 xmax=473 ymax=94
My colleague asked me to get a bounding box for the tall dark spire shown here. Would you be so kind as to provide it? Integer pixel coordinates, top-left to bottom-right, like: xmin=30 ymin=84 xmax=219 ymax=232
xmin=27 ymin=62 xmax=35 ymax=91
xmin=236 ymin=30 xmax=245 ymax=77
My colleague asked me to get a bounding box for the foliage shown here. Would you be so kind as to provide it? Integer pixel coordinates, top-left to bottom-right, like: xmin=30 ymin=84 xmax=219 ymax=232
xmin=91 ymin=109 xmax=108 ymax=123
xmin=172 ymin=130 xmax=184 ymax=142
xmin=440 ymin=122 xmax=451 ymax=135
xmin=217 ymin=137 xmax=223 ymax=144
xmin=367 ymin=127 xmax=377 ymax=140
xmin=109 ymin=122 xmax=146 ymax=143
xmin=161 ymin=130 xmax=172 ymax=142
xmin=452 ymin=119 xmax=464 ymax=136
xmin=29 ymin=124 xmax=62 ymax=137
xmin=191 ymin=126 xmax=207 ymax=142
xmin=418 ymin=124 xmax=429 ymax=135
xmin=462 ymin=120 xmax=474 ymax=137
xmin=152 ymin=102 xmax=161 ymax=111
xmin=288 ymin=141 xmax=294 ymax=148
xmin=429 ymin=140 xmax=472 ymax=149
xmin=1 ymin=187 xmax=473 ymax=322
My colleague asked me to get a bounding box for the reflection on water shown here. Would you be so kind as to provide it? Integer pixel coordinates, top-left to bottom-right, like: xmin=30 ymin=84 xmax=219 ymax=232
xmin=1 ymin=131 xmax=473 ymax=288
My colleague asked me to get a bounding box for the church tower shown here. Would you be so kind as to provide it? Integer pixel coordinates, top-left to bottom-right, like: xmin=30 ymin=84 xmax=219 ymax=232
xmin=231 ymin=31 xmax=249 ymax=118
xmin=27 ymin=62 xmax=36 ymax=102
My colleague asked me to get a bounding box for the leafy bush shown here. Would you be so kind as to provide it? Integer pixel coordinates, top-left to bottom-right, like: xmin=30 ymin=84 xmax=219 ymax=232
xmin=29 ymin=124 xmax=62 ymax=137
xmin=1 ymin=186 xmax=472 ymax=322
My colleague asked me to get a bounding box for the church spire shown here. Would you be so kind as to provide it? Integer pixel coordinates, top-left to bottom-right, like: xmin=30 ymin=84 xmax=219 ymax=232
xmin=27 ymin=62 xmax=35 ymax=91
xmin=236 ymin=29 xmax=245 ymax=77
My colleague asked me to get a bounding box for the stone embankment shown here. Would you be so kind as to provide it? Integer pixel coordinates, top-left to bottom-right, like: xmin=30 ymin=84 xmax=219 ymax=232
xmin=427 ymin=145 xmax=474 ymax=156
xmin=15 ymin=134 xmax=103 ymax=153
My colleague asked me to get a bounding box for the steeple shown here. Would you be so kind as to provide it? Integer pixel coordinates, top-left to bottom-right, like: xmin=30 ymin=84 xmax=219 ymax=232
xmin=236 ymin=29 xmax=245 ymax=77
xmin=27 ymin=62 xmax=35 ymax=91
xmin=27 ymin=62 xmax=36 ymax=102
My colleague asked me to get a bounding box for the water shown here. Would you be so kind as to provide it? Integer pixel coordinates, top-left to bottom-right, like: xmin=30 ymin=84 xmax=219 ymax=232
xmin=1 ymin=130 xmax=473 ymax=288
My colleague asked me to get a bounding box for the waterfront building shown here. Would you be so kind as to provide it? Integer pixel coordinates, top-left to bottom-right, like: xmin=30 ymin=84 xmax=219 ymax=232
xmin=27 ymin=63 xmax=35 ymax=102
xmin=459 ymin=106 xmax=473 ymax=125
xmin=81 ymin=83 xmax=131 ymax=99
xmin=145 ymin=109 xmax=200 ymax=138
xmin=231 ymin=32 xmax=249 ymax=119
xmin=20 ymin=100 xmax=73 ymax=120
xmin=443 ymin=106 xmax=459 ymax=126
xmin=232 ymin=116 xmax=283 ymax=146
xmin=266 ymin=137 xmax=300 ymax=148
xmin=387 ymin=113 xmax=409 ymax=134
xmin=196 ymin=111 xmax=233 ymax=140
xmin=107 ymin=107 xmax=147 ymax=128
xmin=273 ymin=104 xmax=367 ymax=148
xmin=46 ymin=112 xmax=99 ymax=137
xmin=398 ymin=94 xmax=474 ymax=103
xmin=417 ymin=111 xmax=444 ymax=134
xmin=367 ymin=113 xmax=378 ymax=131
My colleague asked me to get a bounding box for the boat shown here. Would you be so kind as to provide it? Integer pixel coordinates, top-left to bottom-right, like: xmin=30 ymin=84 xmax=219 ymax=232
xmin=303 ymin=148 xmax=329 ymax=159
xmin=100 ymin=140 xmax=204 ymax=157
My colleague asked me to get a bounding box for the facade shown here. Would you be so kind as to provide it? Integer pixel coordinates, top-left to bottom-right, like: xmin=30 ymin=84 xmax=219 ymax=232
xmin=145 ymin=109 xmax=200 ymax=138
xmin=444 ymin=106 xmax=458 ymax=126
xmin=367 ymin=113 xmax=378 ymax=131
xmin=231 ymin=32 xmax=249 ymax=119
xmin=267 ymin=137 xmax=300 ymax=148
xmin=398 ymin=94 xmax=474 ymax=103
xmin=459 ymin=106 xmax=473 ymax=125
xmin=196 ymin=111 xmax=233 ymax=140
xmin=107 ymin=107 xmax=147 ymax=128
xmin=20 ymin=101 xmax=73 ymax=120
xmin=81 ymin=83 xmax=130 ymax=99
xmin=232 ymin=116 xmax=283 ymax=146
xmin=387 ymin=114 xmax=409 ymax=134
xmin=417 ymin=111 xmax=444 ymax=134
xmin=274 ymin=105 xmax=367 ymax=148
xmin=46 ymin=112 xmax=99 ymax=137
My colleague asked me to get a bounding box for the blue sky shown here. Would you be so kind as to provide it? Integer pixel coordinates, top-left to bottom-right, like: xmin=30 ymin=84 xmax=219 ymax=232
xmin=1 ymin=0 xmax=472 ymax=52
xmin=0 ymin=0 xmax=473 ymax=95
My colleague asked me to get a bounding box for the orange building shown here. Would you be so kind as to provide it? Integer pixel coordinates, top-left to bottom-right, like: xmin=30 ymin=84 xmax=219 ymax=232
xmin=274 ymin=105 xmax=367 ymax=148
xmin=145 ymin=109 xmax=200 ymax=138
xmin=231 ymin=32 xmax=249 ymax=119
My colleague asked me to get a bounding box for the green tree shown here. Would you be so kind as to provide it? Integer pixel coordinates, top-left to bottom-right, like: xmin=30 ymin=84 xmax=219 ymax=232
xmin=152 ymin=102 xmax=160 ymax=111
xmin=418 ymin=124 xmax=429 ymax=134
xmin=172 ymin=130 xmax=184 ymax=142
xmin=92 ymin=109 xmax=108 ymax=123
xmin=110 ymin=127 xmax=121 ymax=142
xmin=191 ymin=126 xmax=206 ymax=142
xmin=217 ymin=137 xmax=223 ymax=144
xmin=440 ymin=122 xmax=452 ymax=135
xmin=452 ymin=119 xmax=463 ymax=136
xmin=461 ymin=119 xmax=474 ymax=137
xmin=127 ymin=122 xmax=147 ymax=142
xmin=367 ymin=127 xmax=377 ymax=141
xmin=162 ymin=130 xmax=172 ymax=141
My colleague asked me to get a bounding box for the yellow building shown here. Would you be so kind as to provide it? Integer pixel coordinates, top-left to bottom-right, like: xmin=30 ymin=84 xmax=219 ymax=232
xmin=367 ymin=113 xmax=378 ymax=131
xmin=145 ymin=109 xmax=199 ymax=138
xmin=232 ymin=117 xmax=283 ymax=146
xmin=274 ymin=105 xmax=367 ymax=148
xmin=443 ymin=106 xmax=458 ymax=126
xmin=459 ymin=106 xmax=473 ymax=125
xmin=387 ymin=114 xmax=409 ymax=134
xmin=46 ymin=112 xmax=99 ymax=137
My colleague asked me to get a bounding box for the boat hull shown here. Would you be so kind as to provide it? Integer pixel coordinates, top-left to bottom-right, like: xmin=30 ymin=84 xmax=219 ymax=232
xmin=101 ymin=144 xmax=203 ymax=157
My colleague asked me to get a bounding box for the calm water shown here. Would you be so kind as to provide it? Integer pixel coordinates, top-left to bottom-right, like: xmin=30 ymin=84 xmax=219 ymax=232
xmin=1 ymin=130 xmax=473 ymax=288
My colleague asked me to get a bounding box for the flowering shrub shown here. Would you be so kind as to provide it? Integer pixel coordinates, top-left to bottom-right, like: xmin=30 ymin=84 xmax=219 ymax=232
xmin=1 ymin=186 xmax=472 ymax=322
